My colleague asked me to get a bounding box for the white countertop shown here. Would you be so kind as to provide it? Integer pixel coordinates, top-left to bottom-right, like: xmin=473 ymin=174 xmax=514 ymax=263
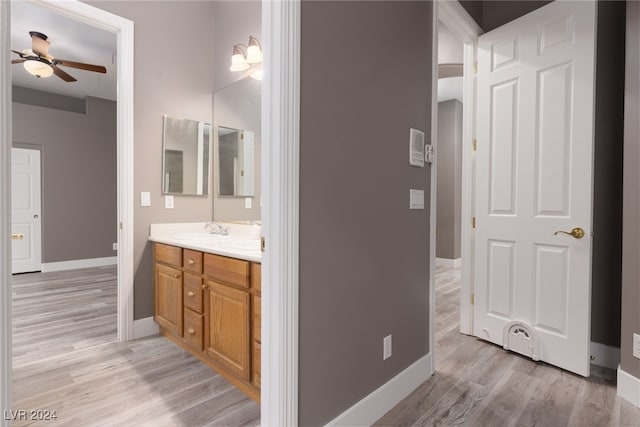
xmin=149 ymin=222 xmax=262 ymax=263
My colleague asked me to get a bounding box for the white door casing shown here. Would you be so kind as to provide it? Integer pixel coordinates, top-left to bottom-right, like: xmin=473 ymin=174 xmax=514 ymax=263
xmin=11 ymin=148 xmax=42 ymax=274
xmin=474 ymin=1 xmax=596 ymax=377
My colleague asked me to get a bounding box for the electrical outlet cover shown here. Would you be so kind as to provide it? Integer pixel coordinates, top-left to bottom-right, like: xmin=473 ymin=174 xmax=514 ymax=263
xmin=634 ymin=333 xmax=640 ymax=359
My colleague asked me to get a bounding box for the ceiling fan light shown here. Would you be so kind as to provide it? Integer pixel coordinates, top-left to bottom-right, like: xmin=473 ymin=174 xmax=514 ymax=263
xmin=246 ymin=36 xmax=262 ymax=64
xmin=23 ymin=59 xmax=53 ymax=78
xmin=249 ymin=68 xmax=263 ymax=81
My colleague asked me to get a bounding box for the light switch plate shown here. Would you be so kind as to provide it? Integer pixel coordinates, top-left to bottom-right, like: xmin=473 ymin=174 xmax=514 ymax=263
xmin=112 ymin=243 xmax=118 ymax=251
xmin=410 ymin=189 xmax=425 ymax=209
xmin=165 ymin=195 xmax=174 ymax=209
xmin=634 ymin=333 xmax=640 ymax=359
xmin=140 ymin=192 xmax=151 ymax=207
xmin=245 ymin=197 xmax=252 ymax=209
xmin=383 ymin=335 xmax=392 ymax=360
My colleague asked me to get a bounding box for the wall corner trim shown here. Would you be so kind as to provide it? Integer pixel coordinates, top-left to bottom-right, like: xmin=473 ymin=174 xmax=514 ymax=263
xmin=617 ymin=366 xmax=640 ymax=408
xmin=133 ymin=317 xmax=159 ymax=339
xmin=325 ymin=353 xmax=433 ymax=427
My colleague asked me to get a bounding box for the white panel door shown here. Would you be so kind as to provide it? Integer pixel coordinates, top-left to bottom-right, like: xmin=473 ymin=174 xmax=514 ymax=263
xmin=474 ymin=1 xmax=596 ymax=377
xmin=12 ymin=148 xmax=42 ymax=274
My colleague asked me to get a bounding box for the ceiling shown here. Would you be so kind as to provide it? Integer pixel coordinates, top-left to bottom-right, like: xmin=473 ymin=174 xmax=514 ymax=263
xmin=10 ymin=1 xmax=117 ymax=101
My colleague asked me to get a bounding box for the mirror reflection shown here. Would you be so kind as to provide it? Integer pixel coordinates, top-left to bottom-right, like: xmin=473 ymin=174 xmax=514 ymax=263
xmin=217 ymin=126 xmax=255 ymax=197
xmin=162 ymin=116 xmax=211 ymax=196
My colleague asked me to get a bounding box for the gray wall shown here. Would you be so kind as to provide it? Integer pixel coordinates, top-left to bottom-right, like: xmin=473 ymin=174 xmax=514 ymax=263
xmin=591 ymin=0 xmax=625 ymax=349
xmin=12 ymin=91 xmax=116 ymax=263
xmin=213 ymin=77 xmax=262 ymax=221
xmin=436 ymin=99 xmax=462 ymax=260
xmin=87 ymin=1 xmax=215 ymax=320
xmin=622 ymin=0 xmax=640 ymax=380
xmin=299 ymin=1 xmax=432 ymax=424
xmin=460 ymin=0 xmax=552 ymax=32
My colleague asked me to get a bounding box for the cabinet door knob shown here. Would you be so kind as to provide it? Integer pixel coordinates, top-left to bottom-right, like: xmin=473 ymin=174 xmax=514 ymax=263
xmin=187 ymin=290 xmax=195 ymax=297
xmin=173 ymin=273 xmax=180 ymax=279
xmin=187 ymin=327 xmax=195 ymax=335
xmin=202 ymin=284 xmax=208 ymax=290
xmin=188 ymin=258 xmax=195 ymax=265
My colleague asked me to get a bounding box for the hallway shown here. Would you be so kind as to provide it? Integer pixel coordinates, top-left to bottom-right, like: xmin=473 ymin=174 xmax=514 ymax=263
xmin=375 ymin=264 xmax=640 ymax=426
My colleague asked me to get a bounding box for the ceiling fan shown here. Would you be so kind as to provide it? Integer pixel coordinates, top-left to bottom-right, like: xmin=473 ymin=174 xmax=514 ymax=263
xmin=11 ymin=31 xmax=107 ymax=82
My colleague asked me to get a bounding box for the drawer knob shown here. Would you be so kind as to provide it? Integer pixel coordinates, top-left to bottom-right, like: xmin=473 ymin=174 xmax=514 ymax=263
xmin=187 ymin=290 xmax=195 ymax=297
xmin=173 ymin=273 xmax=180 ymax=279
xmin=188 ymin=258 xmax=196 ymax=265
xmin=187 ymin=327 xmax=195 ymax=335
xmin=202 ymin=284 xmax=208 ymax=290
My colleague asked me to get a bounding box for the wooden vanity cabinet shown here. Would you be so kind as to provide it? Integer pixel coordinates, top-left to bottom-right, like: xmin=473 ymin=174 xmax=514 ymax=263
xmin=154 ymin=262 xmax=183 ymax=336
xmin=153 ymin=242 xmax=261 ymax=402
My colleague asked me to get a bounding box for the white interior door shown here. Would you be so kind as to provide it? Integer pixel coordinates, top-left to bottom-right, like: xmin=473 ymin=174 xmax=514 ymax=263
xmin=12 ymin=147 xmax=42 ymax=274
xmin=474 ymin=1 xmax=596 ymax=377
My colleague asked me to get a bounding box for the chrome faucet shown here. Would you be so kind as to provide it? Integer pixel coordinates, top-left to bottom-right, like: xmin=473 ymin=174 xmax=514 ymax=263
xmin=204 ymin=222 xmax=229 ymax=235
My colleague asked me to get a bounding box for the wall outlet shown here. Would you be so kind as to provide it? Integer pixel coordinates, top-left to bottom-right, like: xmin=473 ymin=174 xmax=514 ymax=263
xmin=634 ymin=333 xmax=640 ymax=359
xmin=140 ymin=191 xmax=151 ymax=207
xmin=245 ymin=197 xmax=252 ymax=209
xmin=383 ymin=335 xmax=392 ymax=360
xmin=165 ymin=195 xmax=174 ymax=209
xmin=112 ymin=242 xmax=118 ymax=251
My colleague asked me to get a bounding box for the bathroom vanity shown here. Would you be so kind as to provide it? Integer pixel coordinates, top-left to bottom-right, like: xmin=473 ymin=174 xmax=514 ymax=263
xmin=149 ymin=223 xmax=261 ymax=401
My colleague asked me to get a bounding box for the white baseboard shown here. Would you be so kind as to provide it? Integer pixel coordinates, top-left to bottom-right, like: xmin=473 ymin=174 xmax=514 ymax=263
xmin=617 ymin=366 xmax=640 ymax=408
xmin=590 ymin=341 xmax=620 ymax=370
xmin=436 ymin=257 xmax=461 ymax=268
xmin=326 ymin=352 xmax=433 ymax=426
xmin=41 ymin=256 xmax=117 ymax=272
xmin=133 ymin=316 xmax=159 ymax=339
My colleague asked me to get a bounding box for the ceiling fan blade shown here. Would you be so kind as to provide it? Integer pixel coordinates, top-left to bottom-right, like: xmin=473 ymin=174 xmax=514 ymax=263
xmin=12 ymin=59 xmax=26 ymax=64
xmin=11 ymin=49 xmax=25 ymax=57
xmin=31 ymin=33 xmax=51 ymax=57
xmin=52 ymin=64 xmax=77 ymax=82
xmin=54 ymin=58 xmax=106 ymax=74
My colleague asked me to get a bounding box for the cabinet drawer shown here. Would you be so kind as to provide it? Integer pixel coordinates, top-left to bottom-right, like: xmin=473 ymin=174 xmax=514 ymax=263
xmin=204 ymin=253 xmax=250 ymax=288
xmin=155 ymin=243 xmax=182 ymax=267
xmin=184 ymin=273 xmax=203 ymax=313
xmin=252 ymin=341 xmax=261 ymax=389
xmin=253 ymin=295 xmax=261 ymax=343
xmin=184 ymin=308 xmax=203 ymax=351
xmin=183 ymin=249 xmax=203 ymax=274
xmin=251 ymin=263 xmax=261 ymax=292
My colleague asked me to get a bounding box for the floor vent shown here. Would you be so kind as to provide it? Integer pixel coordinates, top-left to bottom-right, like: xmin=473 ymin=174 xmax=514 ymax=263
xmin=503 ymin=321 xmax=540 ymax=361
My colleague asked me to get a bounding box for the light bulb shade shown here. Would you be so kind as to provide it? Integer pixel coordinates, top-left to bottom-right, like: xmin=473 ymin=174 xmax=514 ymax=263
xmin=246 ymin=36 xmax=263 ymax=64
xmin=229 ymin=44 xmax=249 ymax=72
xmin=23 ymin=59 xmax=53 ymax=78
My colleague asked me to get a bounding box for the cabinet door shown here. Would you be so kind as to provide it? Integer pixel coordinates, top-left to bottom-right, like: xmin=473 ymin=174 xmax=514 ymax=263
xmin=154 ymin=264 xmax=183 ymax=336
xmin=205 ymin=281 xmax=250 ymax=380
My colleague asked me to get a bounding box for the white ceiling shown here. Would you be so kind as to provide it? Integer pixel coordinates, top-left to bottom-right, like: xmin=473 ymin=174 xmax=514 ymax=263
xmin=10 ymin=1 xmax=117 ymax=101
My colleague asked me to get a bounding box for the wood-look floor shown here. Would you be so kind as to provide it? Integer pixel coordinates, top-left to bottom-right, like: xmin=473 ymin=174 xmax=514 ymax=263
xmin=11 ymin=266 xmax=260 ymax=427
xmin=375 ymin=264 xmax=640 ymax=427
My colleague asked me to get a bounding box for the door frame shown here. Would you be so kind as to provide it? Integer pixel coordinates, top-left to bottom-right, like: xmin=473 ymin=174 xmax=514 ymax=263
xmin=0 ymin=1 xmax=134 ymax=420
xmin=261 ymin=1 xmax=300 ymax=425
xmin=436 ymin=1 xmax=481 ymax=336
xmin=10 ymin=147 xmax=42 ymax=274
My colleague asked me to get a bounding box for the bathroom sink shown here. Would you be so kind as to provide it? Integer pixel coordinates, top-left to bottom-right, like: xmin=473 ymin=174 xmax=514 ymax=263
xmin=172 ymin=232 xmax=229 ymax=241
xmin=223 ymin=239 xmax=261 ymax=252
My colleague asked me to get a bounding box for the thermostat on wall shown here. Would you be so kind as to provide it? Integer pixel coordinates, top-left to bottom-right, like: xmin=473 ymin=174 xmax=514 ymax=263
xmin=409 ymin=128 xmax=425 ymax=167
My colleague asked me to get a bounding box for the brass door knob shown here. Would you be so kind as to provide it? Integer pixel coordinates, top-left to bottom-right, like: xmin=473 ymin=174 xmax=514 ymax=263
xmin=554 ymin=227 xmax=585 ymax=239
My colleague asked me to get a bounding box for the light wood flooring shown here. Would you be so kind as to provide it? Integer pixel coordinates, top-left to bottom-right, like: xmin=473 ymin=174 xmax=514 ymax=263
xmin=11 ymin=266 xmax=260 ymax=427
xmin=375 ymin=264 xmax=640 ymax=427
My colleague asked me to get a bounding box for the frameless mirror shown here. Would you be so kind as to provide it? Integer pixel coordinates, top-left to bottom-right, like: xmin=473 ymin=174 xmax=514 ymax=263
xmin=162 ymin=115 xmax=211 ymax=195
xmin=217 ymin=126 xmax=255 ymax=197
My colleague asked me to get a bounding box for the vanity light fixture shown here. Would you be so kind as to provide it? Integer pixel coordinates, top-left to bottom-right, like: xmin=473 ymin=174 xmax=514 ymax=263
xmin=229 ymin=44 xmax=250 ymax=72
xmin=246 ymin=36 xmax=263 ymax=64
xmin=229 ymin=36 xmax=263 ymax=75
xmin=23 ymin=58 xmax=53 ymax=78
